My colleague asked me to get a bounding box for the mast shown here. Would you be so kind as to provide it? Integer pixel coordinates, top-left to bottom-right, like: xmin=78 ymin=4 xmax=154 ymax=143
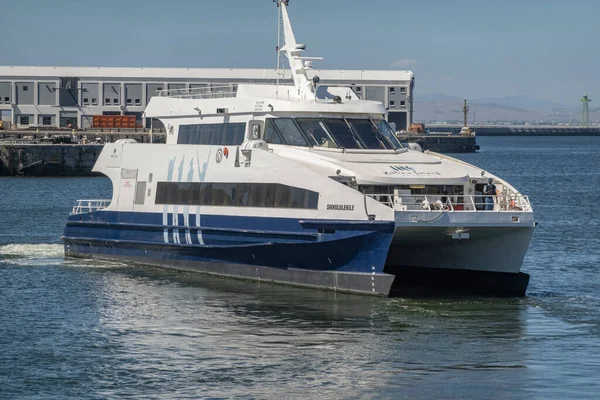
xmin=276 ymin=2 xmax=281 ymax=95
xmin=276 ymin=0 xmax=323 ymax=100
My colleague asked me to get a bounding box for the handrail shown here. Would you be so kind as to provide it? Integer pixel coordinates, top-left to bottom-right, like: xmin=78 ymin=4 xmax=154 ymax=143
xmin=363 ymin=193 xmax=532 ymax=212
xmin=71 ymin=199 xmax=111 ymax=215
xmin=156 ymin=85 xmax=237 ymax=99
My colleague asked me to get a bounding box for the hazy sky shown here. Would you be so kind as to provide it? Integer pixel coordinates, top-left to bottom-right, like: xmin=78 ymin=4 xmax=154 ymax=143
xmin=0 ymin=0 xmax=597 ymax=104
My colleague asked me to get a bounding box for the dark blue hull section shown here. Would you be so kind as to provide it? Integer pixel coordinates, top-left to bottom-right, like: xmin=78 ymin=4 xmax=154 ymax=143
xmin=62 ymin=211 xmax=396 ymax=295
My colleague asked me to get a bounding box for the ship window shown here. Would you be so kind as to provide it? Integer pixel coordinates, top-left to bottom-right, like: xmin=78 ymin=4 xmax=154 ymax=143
xmin=272 ymin=118 xmax=309 ymax=147
xmin=389 ymin=100 xmax=395 ymax=108
xmin=42 ymin=116 xmax=52 ymax=126
xmin=322 ymin=118 xmax=362 ymax=149
xmin=389 ymin=87 xmax=395 ymax=94
xmin=23 ymin=85 xmax=28 ymax=91
xmin=113 ymin=98 xmax=119 ymax=104
xmin=178 ymin=123 xmax=245 ymax=145
xmin=91 ymin=98 xmax=97 ymax=105
xmin=347 ymin=119 xmax=390 ymax=149
xmin=104 ymin=98 xmax=110 ymax=105
xmin=134 ymin=182 xmax=146 ymax=205
xmin=296 ymin=118 xmax=338 ymax=148
xmin=4 ymin=97 xmax=9 ymax=102
xmin=400 ymin=87 xmax=406 ymax=94
xmin=83 ymin=98 xmax=89 ymax=104
xmin=155 ymin=182 xmax=318 ymax=209
xmin=19 ymin=116 xmax=30 ymax=125
xmin=264 ymin=119 xmax=284 ymax=144
xmin=374 ymin=119 xmax=403 ymax=149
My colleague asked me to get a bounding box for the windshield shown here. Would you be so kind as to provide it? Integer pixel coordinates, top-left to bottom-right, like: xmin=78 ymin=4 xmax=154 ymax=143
xmin=347 ymin=119 xmax=390 ymax=149
xmin=295 ymin=118 xmax=338 ymax=148
xmin=322 ymin=118 xmax=362 ymax=149
xmin=264 ymin=117 xmax=403 ymax=150
xmin=272 ymin=118 xmax=309 ymax=147
xmin=374 ymin=119 xmax=404 ymax=149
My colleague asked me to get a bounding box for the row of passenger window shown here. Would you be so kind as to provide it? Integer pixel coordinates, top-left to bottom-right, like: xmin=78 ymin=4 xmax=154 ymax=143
xmin=178 ymin=123 xmax=246 ymax=145
xmin=264 ymin=118 xmax=403 ymax=150
xmin=155 ymin=182 xmax=319 ymax=209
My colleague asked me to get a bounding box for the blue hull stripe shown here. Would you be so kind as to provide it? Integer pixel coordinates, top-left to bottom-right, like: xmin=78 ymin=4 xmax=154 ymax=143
xmin=63 ymin=211 xmax=394 ymax=274
xmin=66 ymin=221 xmax=318 ymax=241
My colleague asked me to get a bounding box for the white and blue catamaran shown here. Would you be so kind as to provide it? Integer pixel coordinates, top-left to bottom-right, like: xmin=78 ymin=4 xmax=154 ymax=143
xmin=62 ymin=1 xmax=535 ymax=296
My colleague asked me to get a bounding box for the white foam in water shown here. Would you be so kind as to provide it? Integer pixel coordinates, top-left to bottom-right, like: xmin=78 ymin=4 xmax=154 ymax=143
xmin=0 ymin=243 xmax=64 ymax=259
xmin=0 ymin=243 xmax=126 ymax=268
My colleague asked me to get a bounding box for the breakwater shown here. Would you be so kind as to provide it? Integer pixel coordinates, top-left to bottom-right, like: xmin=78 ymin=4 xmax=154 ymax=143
xmin=428 ymin=125 xmax=600 ymax=136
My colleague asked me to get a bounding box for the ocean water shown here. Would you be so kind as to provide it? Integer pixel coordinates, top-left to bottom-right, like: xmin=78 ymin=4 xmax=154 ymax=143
xmin=0 ymin=136 xmax=599 ymax=399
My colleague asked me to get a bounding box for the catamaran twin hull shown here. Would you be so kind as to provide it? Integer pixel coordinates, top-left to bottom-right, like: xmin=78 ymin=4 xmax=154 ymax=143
xmin=62 ymin=207 xmax=534 ymax=297
xmin=62 ymin=1 xmax=534 ymax=297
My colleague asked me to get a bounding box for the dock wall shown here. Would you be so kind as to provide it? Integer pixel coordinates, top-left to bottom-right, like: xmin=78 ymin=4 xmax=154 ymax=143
xmin=397 ymin=135 xmax=478 ymax=153
xmin=0 ymin=144 xmax=103 ymax=176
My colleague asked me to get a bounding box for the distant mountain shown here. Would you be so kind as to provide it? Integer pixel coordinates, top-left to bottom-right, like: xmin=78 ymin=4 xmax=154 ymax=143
xmin=412 ymin=101 xmax=545 ymax=123
xmin=471 ymin=96 xmax=566 ymax=113
xmin=416 ymin=94 xmax=567 ymax=112
xmin=411 ymin=94 xmax=591 ymax=123
xmin=414 ymin=93 xmax=462 ymax=103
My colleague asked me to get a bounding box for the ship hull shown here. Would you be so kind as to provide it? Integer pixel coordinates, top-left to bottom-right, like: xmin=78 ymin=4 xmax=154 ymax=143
xmin=62 ymin=211 xmax=396 ymax=296
xmin=385 ymin=221 xmax=535 ymax=296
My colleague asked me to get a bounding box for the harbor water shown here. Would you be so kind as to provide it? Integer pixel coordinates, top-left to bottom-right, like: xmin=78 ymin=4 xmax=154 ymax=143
xmin=1 ymin=136 xmax=599 ymax=399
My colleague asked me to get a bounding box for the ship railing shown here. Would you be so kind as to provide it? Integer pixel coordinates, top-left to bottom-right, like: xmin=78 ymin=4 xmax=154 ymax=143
xmin=364 ymin=194 xmax=532 ymax=212
xmin=71 ymin=199 xmax=111 ymax=215
xmin=156 ymin=85 xmax=237 ymax=100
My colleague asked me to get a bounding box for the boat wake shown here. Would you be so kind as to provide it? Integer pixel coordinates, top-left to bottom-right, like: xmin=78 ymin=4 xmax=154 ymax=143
xmin=0 ymin=243 xmax=64 ymax=261
xmin=0 ymin=243 xmax=123 ymax=268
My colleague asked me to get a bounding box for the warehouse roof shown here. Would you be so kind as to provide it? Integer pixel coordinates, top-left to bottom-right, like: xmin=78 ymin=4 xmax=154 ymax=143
xmin=0 ymin=66 xmax=413 ymax=83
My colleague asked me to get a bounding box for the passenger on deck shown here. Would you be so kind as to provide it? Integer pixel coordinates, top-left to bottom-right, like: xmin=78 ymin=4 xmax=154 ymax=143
xmin=483 ymin=178 xmax=496 ymax=211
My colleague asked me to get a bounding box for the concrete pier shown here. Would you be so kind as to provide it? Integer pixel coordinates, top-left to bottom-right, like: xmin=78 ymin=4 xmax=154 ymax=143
xmin=0 ymin=144 xmax=103 ymax=176
xmin=427 ymin=124 xmax=600 ymax=136
xmin=397 ymin=134 xmax=479 ymax=153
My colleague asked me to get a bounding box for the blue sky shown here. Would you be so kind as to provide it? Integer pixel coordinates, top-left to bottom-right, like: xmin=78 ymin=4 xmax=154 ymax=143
xmin=0 ymin=0 xmax=597 ymax=105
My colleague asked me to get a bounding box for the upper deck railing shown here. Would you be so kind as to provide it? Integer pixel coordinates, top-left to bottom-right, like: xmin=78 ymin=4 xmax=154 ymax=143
xmin=156 ymin=85 xmax=238 ymax=100
xmin=71 ymin=199 xmax=111 ymax=215
xmin=365 ymin=193 xmax=532 ymax=213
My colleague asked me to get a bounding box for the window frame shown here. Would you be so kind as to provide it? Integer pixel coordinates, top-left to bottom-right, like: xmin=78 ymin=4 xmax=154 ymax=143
xmin=155 ymin=182 xmax=319 ymax=210
xmin=178 ymin=123 xmax=247 ymax=146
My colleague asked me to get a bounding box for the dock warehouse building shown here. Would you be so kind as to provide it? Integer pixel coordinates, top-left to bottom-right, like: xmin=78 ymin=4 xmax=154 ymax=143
xmin=0 ymin=66 xmax=413 ymax=131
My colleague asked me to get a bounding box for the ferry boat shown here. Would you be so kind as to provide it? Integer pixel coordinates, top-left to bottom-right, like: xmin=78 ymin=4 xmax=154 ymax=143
xmin=62 ymin=0 xmax=535 ymax=296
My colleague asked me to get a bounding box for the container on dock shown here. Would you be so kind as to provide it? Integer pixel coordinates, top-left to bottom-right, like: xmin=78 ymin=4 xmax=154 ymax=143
xmin=92 ymin=115 xmax=137 ymax=129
